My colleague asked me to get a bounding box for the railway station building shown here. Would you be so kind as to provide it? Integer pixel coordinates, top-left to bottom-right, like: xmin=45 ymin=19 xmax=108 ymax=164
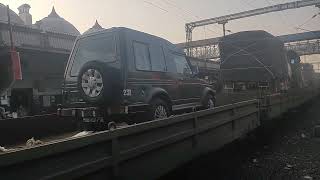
xmin=0 ymin=4 xmax=100 ymax=116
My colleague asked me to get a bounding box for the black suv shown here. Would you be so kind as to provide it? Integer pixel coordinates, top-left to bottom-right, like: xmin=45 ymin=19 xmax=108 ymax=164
xmin=59 ymin=27 xmax=215 ymax=122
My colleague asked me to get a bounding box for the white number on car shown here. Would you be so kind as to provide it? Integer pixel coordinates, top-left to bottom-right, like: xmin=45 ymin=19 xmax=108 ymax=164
xmin=123 ymin=89 xmax=132 ymax=96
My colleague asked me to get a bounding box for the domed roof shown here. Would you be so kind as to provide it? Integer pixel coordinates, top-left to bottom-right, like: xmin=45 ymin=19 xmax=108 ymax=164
xmin=83 ymin=20 xmax=105 ymax=35
xmin=35 ymin=7 xmax=80 ymax=36
xmin=0 ymin=3 xmax=24 ymax=25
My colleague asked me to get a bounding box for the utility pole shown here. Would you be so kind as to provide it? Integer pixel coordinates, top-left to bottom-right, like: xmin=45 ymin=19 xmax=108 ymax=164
xmin=7 ymin=5 xmax=14 ymax=51
xmin=7 ymin=5 xmax=22 ymax=81
xmin=218 ymin=21 xmax=228 ymax=37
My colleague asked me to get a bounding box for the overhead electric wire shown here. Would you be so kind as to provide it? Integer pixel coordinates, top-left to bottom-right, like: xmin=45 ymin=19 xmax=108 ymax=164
xmin=158 ymin=0 xmax=221 ymax=34
xmin=240 ymin=0 xmax=273 ymax=31
xmin=140 ymin=0 xmax=229 ymax=43
xmin=162 ymin=0 xmax=201 ymax=20
xmin=296 ymin=13 xmax=319 ymax=29
xmin=263 ymin=0 xmax=297 ymax=34
xmin=153 ymin=0 xmax=224 ymax=36
xmin=142 ymin=0 xmax=168 ymax=13
xmin=295 ymin=27 xmax=317 ymax=33
xmin=142 ymin=0 xmax=192 ymax=23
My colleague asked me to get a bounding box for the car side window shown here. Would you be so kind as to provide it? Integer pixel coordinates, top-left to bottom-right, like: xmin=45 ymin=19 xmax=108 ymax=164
xmin=173 ymin=54 xmax=192 ymax=75
xmin=133 ymin=42 xmax=151 ymax=71
xmin=150 ymin=47 xmax=166 ymax=72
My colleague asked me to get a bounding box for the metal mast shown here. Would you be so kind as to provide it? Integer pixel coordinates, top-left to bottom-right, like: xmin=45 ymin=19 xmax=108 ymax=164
xmin=7 ymin=5 xmax=14 ymax=51
xmin=185 ymin=0 xmax=320 ymax=56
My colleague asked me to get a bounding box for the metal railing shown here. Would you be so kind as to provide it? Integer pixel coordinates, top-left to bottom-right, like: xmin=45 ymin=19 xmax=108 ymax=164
xmin=0 ymin=22 xmax=76 ymax=53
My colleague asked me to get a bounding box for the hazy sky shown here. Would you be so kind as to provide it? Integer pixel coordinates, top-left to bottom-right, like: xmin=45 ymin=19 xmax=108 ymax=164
xmin=1 ymin=0 xmax=320 ymax=43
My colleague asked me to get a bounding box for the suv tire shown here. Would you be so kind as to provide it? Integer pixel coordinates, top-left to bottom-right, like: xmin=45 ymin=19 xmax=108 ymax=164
xmin=204 ymin=94 xmax=215 ymax=109
xmin=78 ymin=64 xmax=109 ymax=104
xmin=147 ymin=98 xmax=170 ymax=120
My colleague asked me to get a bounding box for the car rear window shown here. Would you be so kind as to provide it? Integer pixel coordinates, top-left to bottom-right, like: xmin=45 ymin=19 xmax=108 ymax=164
xmin=70 ymin=34 xmax=116 ymax=76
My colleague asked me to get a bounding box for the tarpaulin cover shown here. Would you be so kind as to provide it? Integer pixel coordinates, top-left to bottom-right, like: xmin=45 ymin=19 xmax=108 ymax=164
xmin=219 ymin=30 xmax=289 ymax=82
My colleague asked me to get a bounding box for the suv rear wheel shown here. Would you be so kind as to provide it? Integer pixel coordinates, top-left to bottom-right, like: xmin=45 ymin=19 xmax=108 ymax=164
xmin=147 ymin=98 xmax=170 ymax=120
xmin=78 ymin=64 xmax=107 ymax=104
xmin=81 ymin=69 xmax=104 ymax=98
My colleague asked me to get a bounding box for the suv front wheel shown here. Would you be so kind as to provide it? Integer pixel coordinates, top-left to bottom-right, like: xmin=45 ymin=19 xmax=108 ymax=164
xmin=204 ymin=94 xmax=215 ymax=109
xmin=147 ymin=98 xmax=170 ymax=120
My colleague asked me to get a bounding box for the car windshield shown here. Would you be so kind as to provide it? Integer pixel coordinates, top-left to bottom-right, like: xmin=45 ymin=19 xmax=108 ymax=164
xmin=69 ymin=33 xmax=116 ymax=76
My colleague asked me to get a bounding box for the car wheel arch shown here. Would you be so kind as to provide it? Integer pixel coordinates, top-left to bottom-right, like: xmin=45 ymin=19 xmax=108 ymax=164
xmin=78 ymin=61 xmax=107 ymax=73
xmin=201 ymin=87 xmax=216 ymax=103
xmin=147 ymin=88 xmax=172 ymax=110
